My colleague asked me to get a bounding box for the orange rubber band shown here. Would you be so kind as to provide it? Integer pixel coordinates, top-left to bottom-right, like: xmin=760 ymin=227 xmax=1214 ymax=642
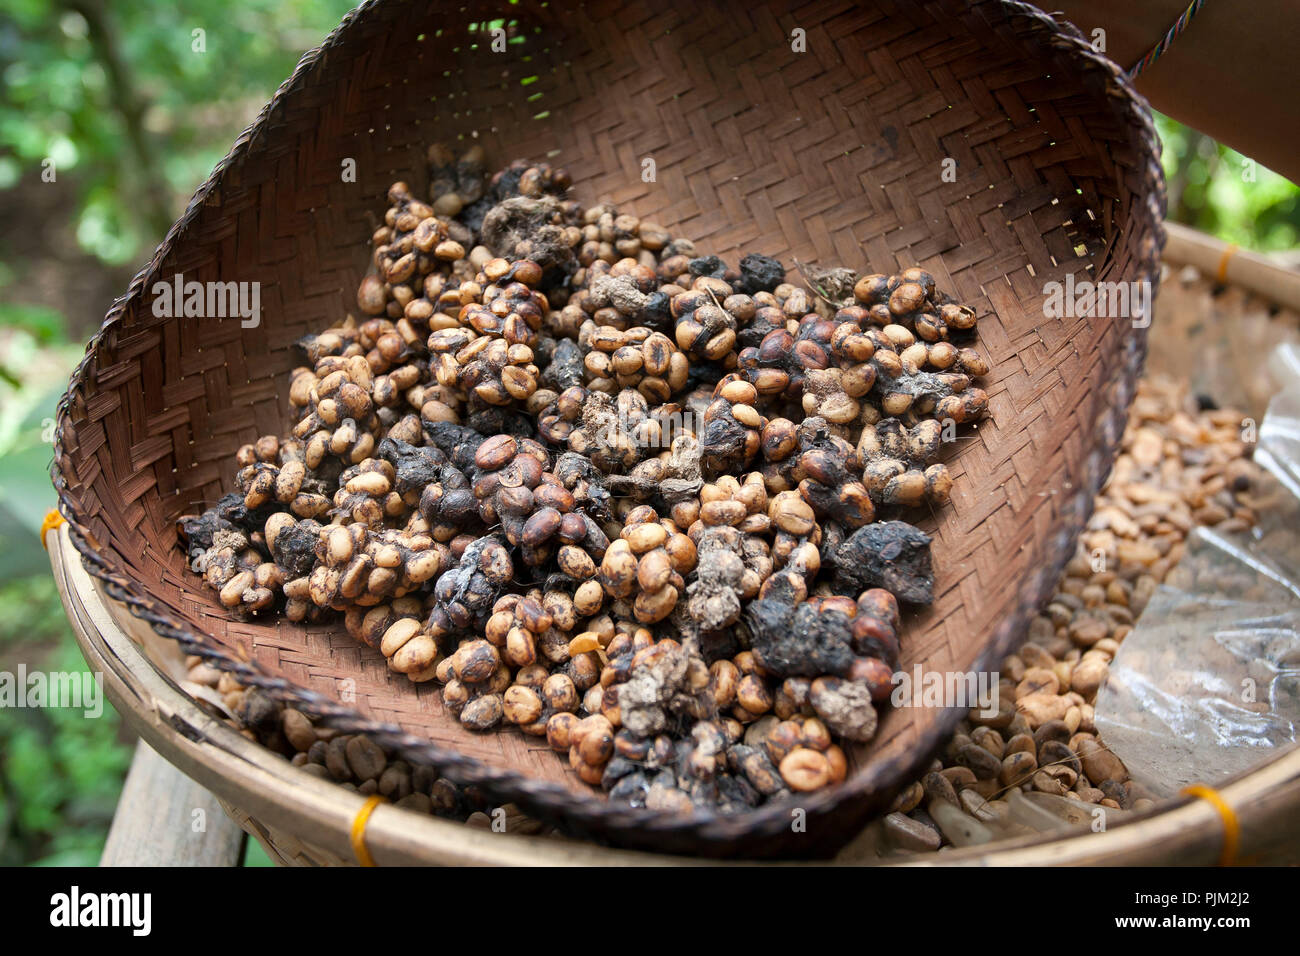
xmin=1215 ymin=243 xmax=1239 ymax=285
xmin=40 ymin=510 xmax=65 ymax=549
xmin=1182 ymin=784 xmax=1240 ymax=866
xmin=350 ymin=794 xmax=386 ymax=867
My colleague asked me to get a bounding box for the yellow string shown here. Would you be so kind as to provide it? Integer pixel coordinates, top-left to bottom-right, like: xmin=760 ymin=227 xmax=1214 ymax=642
xmin=1182 ymin=784 xmax=1240 ymax=866
xmin=40 ymin=510 xmax=66 ymax=549
xmin=1215 ymin=243 xmax=1238 ymax=285
xmin=349 ymin=794 xmax=386 ymax=867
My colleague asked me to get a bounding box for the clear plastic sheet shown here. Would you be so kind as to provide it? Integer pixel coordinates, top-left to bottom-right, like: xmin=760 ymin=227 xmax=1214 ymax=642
xmin=1095 ymin=344 xmax=1300 ymax=797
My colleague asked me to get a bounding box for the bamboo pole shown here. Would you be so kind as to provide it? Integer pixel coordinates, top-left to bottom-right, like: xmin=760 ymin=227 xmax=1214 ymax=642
xmin=1163 ymin=221 xmax=1300 ymax=313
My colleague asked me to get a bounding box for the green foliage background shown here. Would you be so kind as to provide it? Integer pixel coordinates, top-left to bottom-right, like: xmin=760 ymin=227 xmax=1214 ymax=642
xmin=0 ymin=1 xmax=1296 ymax=866
xmin=1154 ymin=112 xmax=1300 ymax=251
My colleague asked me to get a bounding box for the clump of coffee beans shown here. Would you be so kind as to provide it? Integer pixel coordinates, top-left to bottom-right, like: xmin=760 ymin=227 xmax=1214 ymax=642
xmin=180 ymin=153 xmax=994 ymax=815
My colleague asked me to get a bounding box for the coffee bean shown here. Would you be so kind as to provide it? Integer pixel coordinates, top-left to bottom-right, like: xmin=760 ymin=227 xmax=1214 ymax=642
xmin=325 ymin=736 xmax=353 ymax=781
xmin=922 ymin=771 xmax=959 ymax=808
xmin=1032 ymin=718 xmax=1072 ymax=749
xmin=779 ymin=747 xmax=832 ymax=791
xmin=1077 ymin=737 xmax=1128 ymax=786
xmin=1000 ymin=751 xmax=1037 ymax=787
xmin=1038 ymin=739 xmax=1081 ymax=777
xmin=282 ymin=708 xmax=316 ymax=753
xmin=300 ymin=762 xmax=331 ymax=781
xmin=955 ymin=742 xmax=1001 ymax=780
xmin=346 ymin=735 xmax=387 ymax=781
xmin=883 ymin=812 xmax=941 ymax=852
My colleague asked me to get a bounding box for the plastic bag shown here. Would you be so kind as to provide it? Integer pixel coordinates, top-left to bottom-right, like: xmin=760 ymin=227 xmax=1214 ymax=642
xmin=1095 ymin=344 xmax=1300 ymax=797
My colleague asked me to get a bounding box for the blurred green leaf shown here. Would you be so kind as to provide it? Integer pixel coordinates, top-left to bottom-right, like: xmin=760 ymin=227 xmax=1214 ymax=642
xmin=0 ymin=577 xmax=131 ymax=866
xmin=1155 ymin=111 xmax=1300 ymax=253
xmin=0 ymin=575 xmax=71 ymax=647
xmin=242 ymin=838 xmax=274 ymax=866
xmin=0 ymin=441 xmax=55 ymax=532
xmin=1 ymin=0 xmax=359 ymax=266
xmin=0 ymin=304 xmax=65 ymax=343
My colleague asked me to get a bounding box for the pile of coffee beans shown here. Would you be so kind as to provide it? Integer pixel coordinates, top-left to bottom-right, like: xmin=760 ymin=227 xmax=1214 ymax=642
xmin=180 ymin=149 xmax=994 ymax=813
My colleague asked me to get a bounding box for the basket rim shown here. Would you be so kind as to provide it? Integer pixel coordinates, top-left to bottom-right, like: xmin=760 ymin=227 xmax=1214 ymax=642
xmin=51 ymin=0 xmax=1167 ymax=855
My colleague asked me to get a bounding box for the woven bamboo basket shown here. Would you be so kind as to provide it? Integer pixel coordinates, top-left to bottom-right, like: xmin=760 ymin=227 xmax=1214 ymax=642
xmin=52 ymin=0 xmax=1166 ymax=857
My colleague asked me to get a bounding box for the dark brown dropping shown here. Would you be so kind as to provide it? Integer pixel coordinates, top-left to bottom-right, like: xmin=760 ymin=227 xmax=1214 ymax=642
xmin=735 ymin=746 xmax=785 ymax=796
xmin=747 ymin=601 xmax=855 ymax=679
xmin=833 ymin=521 xmax=934 ymax=604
